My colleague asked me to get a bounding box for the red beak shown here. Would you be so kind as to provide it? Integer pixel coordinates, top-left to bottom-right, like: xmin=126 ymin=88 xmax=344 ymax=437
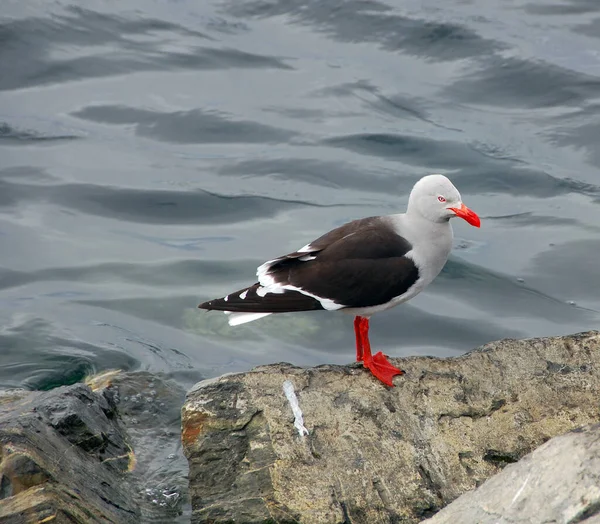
xmin=449 ymin=203 xmax=480 ymax=228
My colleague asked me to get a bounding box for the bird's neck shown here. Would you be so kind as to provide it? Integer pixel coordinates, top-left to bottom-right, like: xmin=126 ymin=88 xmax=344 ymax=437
xmin=404 ymin=209 xmax=451 ymax=232
xmin=390 ymin=212 xmax=454 ymax=252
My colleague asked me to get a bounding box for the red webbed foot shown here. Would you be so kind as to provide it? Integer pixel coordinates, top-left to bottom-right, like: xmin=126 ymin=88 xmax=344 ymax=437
xmin=363 ymin=351 xmax=404 ymax=387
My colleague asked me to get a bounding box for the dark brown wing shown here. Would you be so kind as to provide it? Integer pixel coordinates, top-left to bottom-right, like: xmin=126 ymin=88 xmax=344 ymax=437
xmin=198 ymin=216 xmax=419 ymax=313
xmin=284 ymin=257 xmax=419 ymax=308
xmin=270 ymin=223 xmax=419 ymax=308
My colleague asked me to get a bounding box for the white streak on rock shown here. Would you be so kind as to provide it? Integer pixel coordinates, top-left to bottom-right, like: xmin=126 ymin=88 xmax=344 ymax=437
xmin=510 ymin=473 xmax=531 ymax=505
xmin=282 ymin=380 xmax=309 ymax=437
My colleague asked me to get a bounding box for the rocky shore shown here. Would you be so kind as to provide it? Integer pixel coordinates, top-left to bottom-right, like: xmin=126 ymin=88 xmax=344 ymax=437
xmin=0 ymin=371 xmax=189 ymax=523
xmin=1 ymin=331 xmax=600 ymax=523
xmin=182 ymin=330 xmax=600 ymax=523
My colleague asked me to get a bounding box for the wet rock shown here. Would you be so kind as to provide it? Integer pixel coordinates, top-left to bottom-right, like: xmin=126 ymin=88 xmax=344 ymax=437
xmin=101 ymin=371 xmax=190 ymax=522
xmin=0 ymin=370 xmax=188 ymax=523
xmin=182 ymin=330 xmax=600 ymax=523
xmin=423 ymin=423 xmax=600 ymax=524
xmin=0 ymin=382 xmax=138 ymax=523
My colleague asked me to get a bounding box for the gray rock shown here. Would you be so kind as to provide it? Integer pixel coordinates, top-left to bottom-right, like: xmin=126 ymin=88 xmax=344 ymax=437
xmin=423 ymin=423 xmax=600 ymax=524
xmin=0 ymin=382 xmax=139 ymax=523
xmin=0 ymin=370 xmax=189 ymax=523
xmin=182 ymin=331 xmax=600 ymax=523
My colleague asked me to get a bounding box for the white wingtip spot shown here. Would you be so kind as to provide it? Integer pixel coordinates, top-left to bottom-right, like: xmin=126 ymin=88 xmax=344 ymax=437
xmin=239 ymin=290 xmax=248 ymax=300
xmin=224 ymin=295 xmax=229 ymax=302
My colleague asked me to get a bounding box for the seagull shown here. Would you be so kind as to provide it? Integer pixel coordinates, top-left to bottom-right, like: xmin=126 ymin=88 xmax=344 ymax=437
xmin=198 ymin=174 xmax=481 ymax=387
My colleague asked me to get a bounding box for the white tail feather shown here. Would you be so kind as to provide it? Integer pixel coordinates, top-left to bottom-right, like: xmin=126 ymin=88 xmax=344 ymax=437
xmin=225 ymin=311 xmax=272 ymax=326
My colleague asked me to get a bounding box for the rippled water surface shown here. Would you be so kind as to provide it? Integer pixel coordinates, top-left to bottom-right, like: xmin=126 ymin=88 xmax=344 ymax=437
xmin=2 ymin=0 xmax=600 ymax=391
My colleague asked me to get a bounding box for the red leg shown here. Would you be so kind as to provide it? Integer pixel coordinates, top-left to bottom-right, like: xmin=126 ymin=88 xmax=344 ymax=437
xmin=357 ymin=317 xmax=404 ymax=387
xmin=354 ymin=316 xmax=363 ymax=361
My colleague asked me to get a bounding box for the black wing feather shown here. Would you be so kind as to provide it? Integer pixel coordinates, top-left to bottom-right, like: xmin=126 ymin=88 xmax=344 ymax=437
xmin=198 ymin=283 xmax=324 ymax=313
xmin=198 ymin=216 xmax=419 ymax=313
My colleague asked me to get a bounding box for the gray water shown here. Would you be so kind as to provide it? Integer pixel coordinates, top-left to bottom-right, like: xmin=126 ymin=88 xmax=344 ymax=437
xmin=2 ymin=1 xmax=600 ymax=399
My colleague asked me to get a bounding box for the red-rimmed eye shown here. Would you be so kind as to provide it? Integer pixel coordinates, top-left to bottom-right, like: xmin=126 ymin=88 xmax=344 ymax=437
xmin=438 ymin=196 xmax=446 ymax=203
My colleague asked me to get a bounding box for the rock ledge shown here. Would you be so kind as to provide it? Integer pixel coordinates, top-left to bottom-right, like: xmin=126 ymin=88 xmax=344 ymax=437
xmin=182 ymin=331 xmax=600 ymax=523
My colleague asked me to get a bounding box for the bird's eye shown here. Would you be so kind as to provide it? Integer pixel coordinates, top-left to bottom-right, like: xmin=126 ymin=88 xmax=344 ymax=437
xmin=438 ymin=196 xmax=446 ymax=203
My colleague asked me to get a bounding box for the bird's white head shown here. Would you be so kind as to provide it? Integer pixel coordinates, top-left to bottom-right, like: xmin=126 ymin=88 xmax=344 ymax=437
xmin=407 ymin=174 xmax=480 ymax=227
